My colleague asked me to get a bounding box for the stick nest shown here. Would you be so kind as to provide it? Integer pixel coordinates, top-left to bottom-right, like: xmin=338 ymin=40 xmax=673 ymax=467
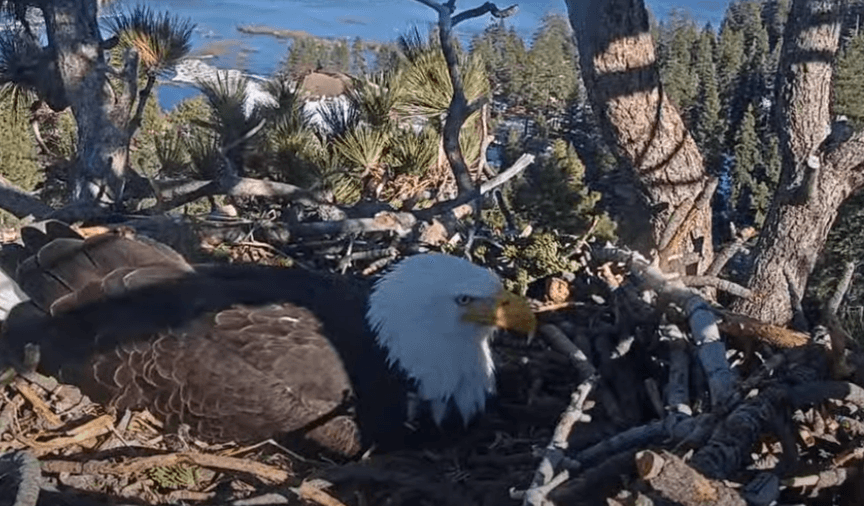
xmin=1 ymin=220 xmax=863 ymax=506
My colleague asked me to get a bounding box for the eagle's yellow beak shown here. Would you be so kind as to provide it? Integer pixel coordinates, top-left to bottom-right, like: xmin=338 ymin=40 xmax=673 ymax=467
xmin=462 ymin=289 xmax=537 ymax=339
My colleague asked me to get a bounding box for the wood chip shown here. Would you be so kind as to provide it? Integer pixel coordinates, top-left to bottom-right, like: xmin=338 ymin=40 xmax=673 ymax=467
xmin=296 ymin=480 xmax=348 ymax=506
xmin=17 ymin=414 xmax=114 ymax=456
xmin=13 ymin=379 xmax=63 ymax=428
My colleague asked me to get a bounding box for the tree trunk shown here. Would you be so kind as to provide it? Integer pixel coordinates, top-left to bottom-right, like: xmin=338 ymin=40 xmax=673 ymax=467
xmin=731 ymin=0 xmax=864 ymax=324
xmin=566 ymin=0 xmax=864 ymax=325
xmin=41 ymin=0 xmax=133 ymax=203
xmin=564 ymin=0 xmax=714 ymax=276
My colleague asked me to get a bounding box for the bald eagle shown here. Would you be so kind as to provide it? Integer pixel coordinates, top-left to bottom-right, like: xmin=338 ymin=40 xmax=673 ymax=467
xmin=0 ymin=221 xmax=535 ymax=456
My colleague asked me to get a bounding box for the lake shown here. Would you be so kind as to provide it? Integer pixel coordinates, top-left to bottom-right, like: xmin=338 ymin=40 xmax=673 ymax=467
xmin=112 ymin=0 xmax=729 ymax=109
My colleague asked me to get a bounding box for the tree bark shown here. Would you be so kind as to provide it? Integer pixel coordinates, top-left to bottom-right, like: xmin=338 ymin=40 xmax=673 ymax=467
xmin=567 ymin=0 xmax=864 ymax=325
xmin=564 ymin=0 xmax=714 ymax=276
xmin=731 ymin=0 xmax=864 ymax=324
xmin=41 ymin=0 xmax=133 ymax=204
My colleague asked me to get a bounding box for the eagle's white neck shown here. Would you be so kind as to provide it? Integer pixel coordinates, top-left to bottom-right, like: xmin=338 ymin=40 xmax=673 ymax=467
xmin=391 ymin=323 xmax=496 ymax=425
xmin=365 ymin=254 xmax=503 ymax=425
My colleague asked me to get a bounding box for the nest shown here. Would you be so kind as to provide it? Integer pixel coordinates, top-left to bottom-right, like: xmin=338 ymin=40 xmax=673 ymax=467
xmin=1 ymin=225 xmax=864 ymax=506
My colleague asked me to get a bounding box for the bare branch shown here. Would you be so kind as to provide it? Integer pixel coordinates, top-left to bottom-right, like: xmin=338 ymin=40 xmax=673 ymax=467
xmin=826 ymin=261 xmax=857 ymax=315
xmin=452 ymin=2 xmax=518 ymax=26
xmin=522 ymin=380 xmax=595 ymax=506
xmin=414 ymin=0 xmax=483 ymax=197
xmin=680 ymin=275 xmax=753 ymax=299
xmin=0 ymin=176 xmax=53 ymax=219
xmin=290 ymin=212 xmax=416 ymax=238
xmin=705 ymin=227 xmax=757 ymax=277
xmin=128 ymin=73 xmax=157 ymax=135
xmin=595 ymin=245 xmax=738 ymax=410
xmin=415 ymin=153 xmax=534 ymax=221
xmin=480 ymin=153 xmax=534 ymax=193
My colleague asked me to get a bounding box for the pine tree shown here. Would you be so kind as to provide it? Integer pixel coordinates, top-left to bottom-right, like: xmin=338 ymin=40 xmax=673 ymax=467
xmin=351 ymin=37 xmax=367 ymax=76
xmin=524 ymin=13 xmax=580 ymax=117
xmin=657 ymin=10 xmax=699 ymax=115
xmin=470 ymin=21 xmax=529 ymax=107
xmin=330 ymin=41 xmax=351 ymax=73
xmin=692 ymin=25 xmax=725 ymax=174
xmin=372 ymin=43 xmax=400 ymax=73
xmin=731 ymin=103 xmax=762 ymax=224
xmin=715 ymin=19 xmax=745 ymax=116
xmin=835 ymin=30 xmax=864 ymax=128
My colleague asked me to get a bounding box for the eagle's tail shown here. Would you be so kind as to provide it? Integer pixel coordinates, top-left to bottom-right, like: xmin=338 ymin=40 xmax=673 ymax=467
xmin=8 ymin=220 xmax=194 ymax=317
xmin=0 ymin=266 xmax=29 ymax=320
xmin=0 ymin=220 xmax=81 ymax=320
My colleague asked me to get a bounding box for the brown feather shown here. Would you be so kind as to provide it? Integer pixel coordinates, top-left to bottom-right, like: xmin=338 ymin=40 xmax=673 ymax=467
xmin=2 ymin=222 xmax=391 ymax=457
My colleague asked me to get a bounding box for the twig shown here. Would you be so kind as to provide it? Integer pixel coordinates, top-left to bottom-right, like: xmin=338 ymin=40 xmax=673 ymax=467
xmin=41 ymin=450 xmax=289 ymax=484
xmin=705 ymin=227 xmax=757 ymax=277
xmin=595 ymin=245 xmax=738 ymax=410
xmin=521 ymin=379 xmax=595 ymax=506
xmin=13 ymin=378 xmax=62 ymax=429
xmin=679 ymin=275 xmax=753 ymax=299
xmin=293 ymin=480 xmax=348 ymax=506
xmin=0 ymin=394 xmax=24 ymax=437
xmin=826 ymin=260 xmax=856 ymax=315
xmin=17 ymin=414 xmax=114 ymax=456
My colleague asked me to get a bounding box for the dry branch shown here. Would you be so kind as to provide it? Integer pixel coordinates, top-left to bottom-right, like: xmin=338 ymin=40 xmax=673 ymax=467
xmin=679 ymin=275 xmax=752 ymax=299
xmin=636 ymin=450 xmax=746 ymax=505
xmin=717 ymin=310 xmax=810 ymax=349
xmin=594 ymin=245 xmax=737 ymax=409
xmin=41 ymin=450 xmax=289 ymax=484
xmin=0 ymin=176 xmax=53 ymax=220
xmin=521 ymin=380 xmax=595 ymax=506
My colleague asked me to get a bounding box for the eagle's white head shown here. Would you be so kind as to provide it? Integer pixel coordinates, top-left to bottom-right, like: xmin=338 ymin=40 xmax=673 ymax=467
xmin=366 ymin=253 xmax=536 ymax=426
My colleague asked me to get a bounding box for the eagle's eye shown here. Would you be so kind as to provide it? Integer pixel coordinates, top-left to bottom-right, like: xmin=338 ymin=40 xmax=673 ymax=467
xmin=455 ymin=294 xmax=474 ymax=306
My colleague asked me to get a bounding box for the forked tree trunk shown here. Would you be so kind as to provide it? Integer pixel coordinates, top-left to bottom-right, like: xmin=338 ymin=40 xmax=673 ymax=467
xmin=731 ymin=0 xmax=864 ymax=324
xmin=564 ymin=0 xmax=714 ymax=276
xmin=566 ymin=0 xmax=864 ymax=325
xmin=41 ymin=0 xmax=133 ymax=203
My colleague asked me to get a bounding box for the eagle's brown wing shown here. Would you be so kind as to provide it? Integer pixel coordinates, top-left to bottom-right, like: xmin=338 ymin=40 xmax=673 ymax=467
xmin=3 ymin=222 xmax=362 ymax=456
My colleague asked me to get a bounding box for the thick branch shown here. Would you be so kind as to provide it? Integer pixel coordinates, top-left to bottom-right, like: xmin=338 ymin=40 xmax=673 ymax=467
xmin=414 ymin=0 xmax=487 ymax=197
xmin=0 ymin=176 xmax=54 ymax=219
xmin=595 ymin=245 xmax=737 ymax=409
xmin=680 ymin=276 xmax=753 ymax=299
xmin=826 ymin=261 xmax=856 ymax=315
xmin=452 ymin=2 xmax=518 ymax=26
xmin=145 ymin=176 xmax=322 ymax=214
xmin=415 ymin=153 xmax=534 ymax=221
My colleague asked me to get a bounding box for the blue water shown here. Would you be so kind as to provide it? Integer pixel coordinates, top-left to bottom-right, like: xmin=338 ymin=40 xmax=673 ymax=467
xmin=115 ymin=0 xmax=729 ymax=109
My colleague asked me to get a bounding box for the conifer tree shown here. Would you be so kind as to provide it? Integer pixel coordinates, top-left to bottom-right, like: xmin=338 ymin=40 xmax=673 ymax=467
xmin=330 ymin=41 xmax=351 ymax=73
xmin=470 ymin=21 xmax=529 ymax=107
xmin=731 ymin=103 xmax=761 ymax=223
xmin=351 ymin=37 xmax=367 ymax=76
xmin=835 ymin=30 xmax=864 ymax=128
xmin=657 ymin=10 xmax=699 ymax=115
xmin=691 ymin=24 xmax=725 ymax=173
xmin=715 ymin=19 xmax=745 ymax=119
xmin=524 ymin=13 xmax=580 ymax=117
